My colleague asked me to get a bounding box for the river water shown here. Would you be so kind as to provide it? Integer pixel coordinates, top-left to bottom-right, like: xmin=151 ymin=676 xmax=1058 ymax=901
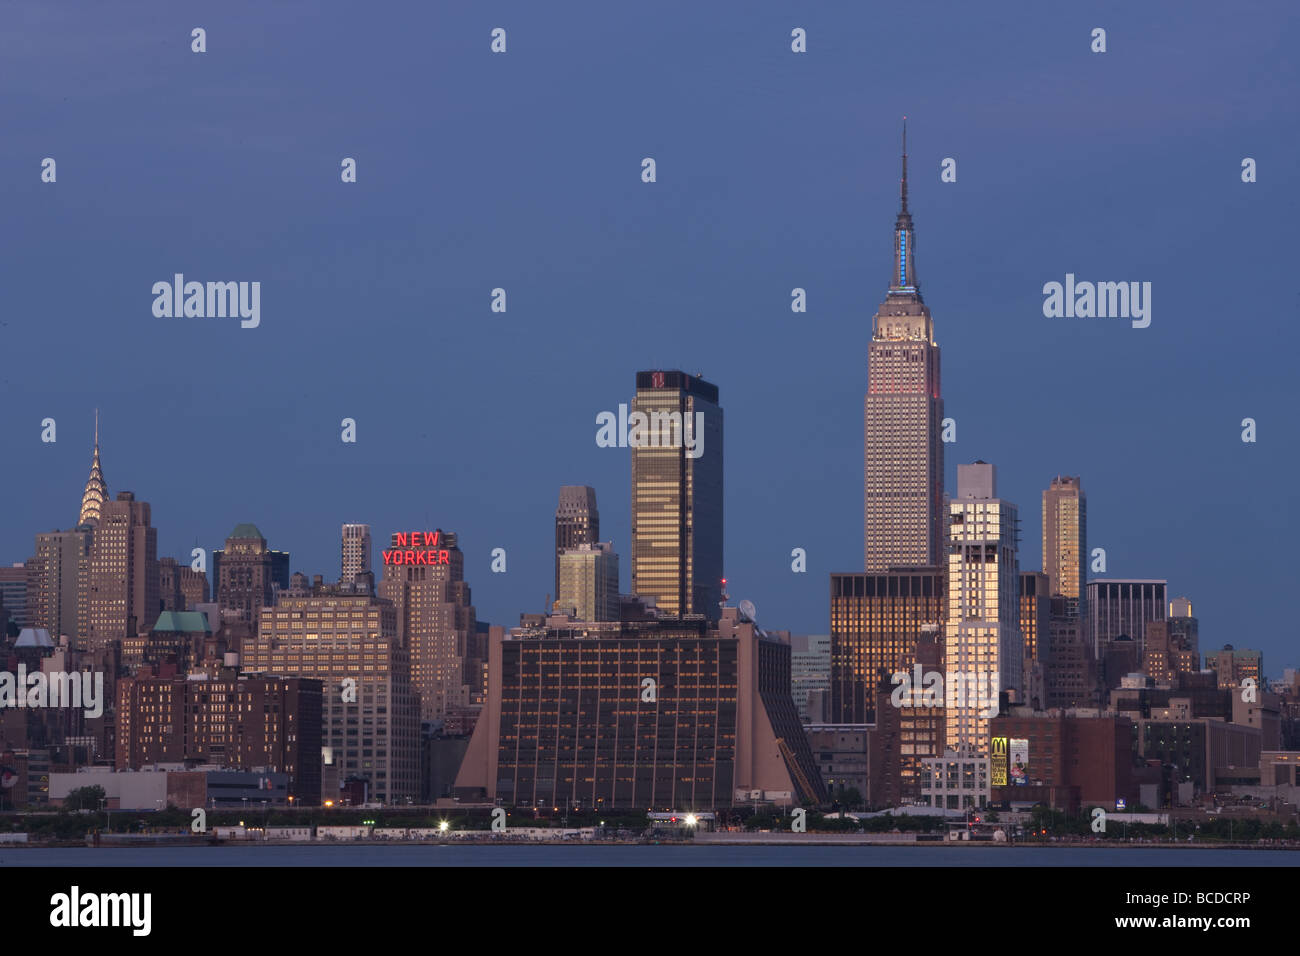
xmin=1 ymin=844 xmax=1294 ymax=866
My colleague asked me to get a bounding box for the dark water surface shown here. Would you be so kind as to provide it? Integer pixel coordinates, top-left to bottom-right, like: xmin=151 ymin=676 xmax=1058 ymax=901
xmin=2 ymin=844 xmax=1294 ymax=866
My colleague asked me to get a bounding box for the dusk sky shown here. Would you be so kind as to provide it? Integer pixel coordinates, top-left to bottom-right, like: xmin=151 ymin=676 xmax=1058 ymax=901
xmin=2 ymin=2 xmax=1296 ymax=670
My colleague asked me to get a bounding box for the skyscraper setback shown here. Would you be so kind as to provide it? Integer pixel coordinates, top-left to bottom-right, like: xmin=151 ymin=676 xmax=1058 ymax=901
xmin=554 ymin=487 xmax=598 ymax=601
xmin=864 ymin=125 xmax=944 ymax=571
xmin=630 ymin=370 xmax=723 ymax=621
xmin=1042 ymin=475 xmax=1087 ymax=619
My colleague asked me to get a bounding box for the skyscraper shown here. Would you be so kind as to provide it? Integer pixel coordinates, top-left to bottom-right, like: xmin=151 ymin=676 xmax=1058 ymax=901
xmin=341 ymin=523 xmax=372 ymax=583
xmin=630 ymin=370 xmax=723 ymax=620
xmin=215 ymin=524 xmax=280 ymax=630
xmin=28 ymin=528 xmax=92 ymax=638
xmin=557 ymin=542 xmax=619 ymax=622
xmin=378 ymin=529 xmax=478 ymax=721
xmin=0 ymin=564 xmax=31 ymax=630
xmin=944 ymin=463 xmax=1021 ymax=754
xmin=554 ymin=487 xmax=599 ymax=601
xmin=1042 ymin=475 xmax=1087 ymax=619
xmin=78 ymin=411 xmax=107 ymax=529
xmin=1087 ymin=579 xmax=1166 ymax=659
xmin=84 ymin=491 xmax=159 ymax=649
xmin=829 ymin=568 xmax=944 ymax=724
xmin=864 ymin=124 xmax=944 ymax=571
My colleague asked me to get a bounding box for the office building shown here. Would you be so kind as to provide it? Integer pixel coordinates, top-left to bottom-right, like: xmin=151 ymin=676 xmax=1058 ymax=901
xmin=214 ymin=524 xmax=282 ymax=630
xmin=557 ymin=542 xmax=619 ymax=622
xmin=944 ymin=462 xmax=1021 ymax=754
xmin=1042 ymin=476 xmax=1087 ymax=619
xmin=341 ymin=523 xmax=372 ymax=583
xmin=870 ymin=627 xmax=945 ymax=806
xmin=115 ymin=671 xmax=322 ymax=805
xmin=629 ymin=370 xmax=724 ymax=621
xmin=829 ymin=569 xmax=943 ymax=724
xmin=554 ymin=487 xmax=599 ymax=602
xmin=2 ymin=564 xmax=34 ymax=632
xmin=454 ymin=606 xmax=824 ymax=809
xmin=1088 ymin=579 xmax=1166 ymax=659
xmin=789 ymin=634 xmax=831 ymax=724
xmin=83 ymin=492 xmax=158 ymax=650
xmin=243 ymin=588 xmax=419 ymax=804
xmin=1210 ymin=645 xmax=1263 ymax=692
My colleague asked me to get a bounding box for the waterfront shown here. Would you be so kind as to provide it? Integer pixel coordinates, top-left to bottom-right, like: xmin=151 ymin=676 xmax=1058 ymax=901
xmin=1 ymin=844 xmax=1294 ymax=867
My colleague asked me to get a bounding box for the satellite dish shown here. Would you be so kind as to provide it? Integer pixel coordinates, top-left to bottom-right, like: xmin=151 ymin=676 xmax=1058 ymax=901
xmin=738 ymin=600 xmax=757 ymax=623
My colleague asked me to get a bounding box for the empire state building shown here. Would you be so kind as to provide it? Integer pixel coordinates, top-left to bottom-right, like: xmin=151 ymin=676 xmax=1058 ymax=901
xmin=864 ymin=123 xmax=944 ymax=570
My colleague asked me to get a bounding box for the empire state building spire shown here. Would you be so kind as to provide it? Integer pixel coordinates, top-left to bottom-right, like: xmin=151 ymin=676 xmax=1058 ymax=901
xmin=891 ymin=117 xmax=921 ymax=298
xmin=78 ymin=409 xmax=107 ymax=528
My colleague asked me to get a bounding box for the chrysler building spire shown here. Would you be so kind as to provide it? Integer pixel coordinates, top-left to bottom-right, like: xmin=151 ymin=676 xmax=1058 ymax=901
xmin=78 ymin=409 xmax=107 ymax=528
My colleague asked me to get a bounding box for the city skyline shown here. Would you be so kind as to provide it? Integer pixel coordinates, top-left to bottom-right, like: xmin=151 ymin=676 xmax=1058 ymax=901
xmin=2 ymin=4 xmax=1294 ymax=673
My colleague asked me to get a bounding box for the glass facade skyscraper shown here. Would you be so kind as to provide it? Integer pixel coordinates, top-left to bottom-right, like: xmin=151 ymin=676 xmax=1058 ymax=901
xmin=630 ymin=370 xmax=723 ymax=621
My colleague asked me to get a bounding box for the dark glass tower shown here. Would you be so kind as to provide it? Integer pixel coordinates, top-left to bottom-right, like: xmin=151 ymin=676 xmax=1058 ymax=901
xmin=630 ymin=370 xmax=723 ymax=621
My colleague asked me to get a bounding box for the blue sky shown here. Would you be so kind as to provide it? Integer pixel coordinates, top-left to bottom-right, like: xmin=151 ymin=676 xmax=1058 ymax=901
xmin=2 ymin=1 xmax=1296 ymax=673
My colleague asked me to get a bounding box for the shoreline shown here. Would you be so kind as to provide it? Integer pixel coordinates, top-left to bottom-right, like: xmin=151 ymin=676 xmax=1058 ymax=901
xmin=5 ymin=837 xmax=1295 ymax=851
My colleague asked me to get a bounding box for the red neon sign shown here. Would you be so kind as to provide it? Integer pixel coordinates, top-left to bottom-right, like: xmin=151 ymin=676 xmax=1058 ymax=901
xmin=383 ymin=531 xmax=449 ymax=566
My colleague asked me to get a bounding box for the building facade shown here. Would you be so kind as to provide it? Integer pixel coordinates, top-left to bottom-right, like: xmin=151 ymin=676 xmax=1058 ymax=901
xmin=243 ymin=590 xmax=419 ymax=804
xmin=115 ymin=671 xmax=323 ymax=805
xmin=629 ymin=370 xmax=723 ymax=621
xmin=557 ymin=542 xmax=619 ymax=622
xmin=554 ymin=487 xmax=599 ymax=602
xmin=26 ymin=530 xmax=91 ymax=638
xmin=215 ymin=523 xmax=279 ymax=630
xmin=1088 ymin=579 xmax=1167 ymax=660
xmin=945 ymin=463 xmax=1020 ymax=754
xmin=864 ymin=127 xmax=944 ymax=571
xmin=455 ymin=607 xmax=824 ymax=809
xmin=829 ymin=569 xmax=944 ymax=725
xmin=341 ymin=523 xmax=372 ymax=584
xmin=378 ymin=529 xmax=478 ymax=721
xmin=83 ymin=492 xmax=158 ymax=650
xmin=1042 ymin=475 xmax=1087 ymax=619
